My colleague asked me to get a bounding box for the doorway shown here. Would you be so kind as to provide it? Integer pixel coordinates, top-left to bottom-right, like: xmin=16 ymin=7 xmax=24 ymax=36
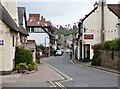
xmin=84 ymin=44 xmax=90 ymax=60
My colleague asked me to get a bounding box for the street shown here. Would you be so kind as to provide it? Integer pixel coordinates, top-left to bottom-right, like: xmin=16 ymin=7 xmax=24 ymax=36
xmin=2 ymin=52 xmax=119 ymax=89
xmin=44 ymin=52 xmax=119 ymax=88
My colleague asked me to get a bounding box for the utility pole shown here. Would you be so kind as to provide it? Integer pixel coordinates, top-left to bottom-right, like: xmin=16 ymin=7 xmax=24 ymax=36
xmin=100 ymin=0 xmax=105 ymax=43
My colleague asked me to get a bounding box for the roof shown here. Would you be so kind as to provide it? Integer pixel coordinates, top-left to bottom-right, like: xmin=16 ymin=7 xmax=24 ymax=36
xmin=107 ymin=4 xmax=120 ymax=18
xmin=82 ymin=4 xmax=120 ymax=22
xmin=82 ymin=6 xmax=98 ymax=22
xmin=18 ymin=7 xmax=28 ymax=36
xmin=27 ymin=17 xmax=55 ymax=32
xmin=0 ymin=3 xmax=19 ymax=32
xmin=27 ymin=17 xmax=52 ymax=27
xmin=19 ymin=25 xmax=29 ymax=36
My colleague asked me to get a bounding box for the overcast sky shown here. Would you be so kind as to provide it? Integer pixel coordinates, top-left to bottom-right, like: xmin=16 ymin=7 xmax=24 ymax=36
xmin=17 ymin=0 xmax=120 ymax=27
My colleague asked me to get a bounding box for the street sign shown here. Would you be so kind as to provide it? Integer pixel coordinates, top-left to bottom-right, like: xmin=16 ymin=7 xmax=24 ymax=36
xmin=0 ymin=40 xmax=4 ymax=46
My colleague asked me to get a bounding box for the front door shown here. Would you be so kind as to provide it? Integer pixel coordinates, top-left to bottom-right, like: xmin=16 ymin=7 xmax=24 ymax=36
xmin=84 ymin=44 xmax=90 ymax=60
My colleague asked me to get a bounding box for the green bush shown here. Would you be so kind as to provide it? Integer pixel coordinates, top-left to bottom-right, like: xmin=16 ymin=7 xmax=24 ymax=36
xmin=15 ymin=47 xmax=33 ymax=65
xmin=113 ymin=38 xmax=120 ymax=51
xmin=37 ymin=44 xmax=46 ymax=54
xmin=28 ymin=62 xmax=38 ymax=71
xmin=92 ymin=51 xmax=101 ymax=66
xmin=16 ymin=63 xmax=28 ymax=73
xmin=92 ymin=38 xmax=120 ymax=66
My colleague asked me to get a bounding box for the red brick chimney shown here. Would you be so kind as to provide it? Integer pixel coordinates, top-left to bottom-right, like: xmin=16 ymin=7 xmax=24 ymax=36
xmin=29 ymin=14 xmax=40 ymax=21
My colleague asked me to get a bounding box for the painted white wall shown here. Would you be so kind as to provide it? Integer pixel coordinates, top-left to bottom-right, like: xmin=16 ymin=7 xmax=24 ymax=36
xmin=28 ymin=33 xmax=50 ymax=46
xmin=0 ymin=20 xmax=17 ymax=71
xmin=1 ymin=0 xmax=19 ymax=26
xmin=104 ymin=6 xmax=118 ymax=41
xmin=82 ymin=4 xmax=119 ymax=59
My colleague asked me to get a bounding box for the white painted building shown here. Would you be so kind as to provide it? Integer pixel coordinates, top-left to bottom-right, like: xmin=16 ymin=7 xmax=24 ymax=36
xmin=27 ymin=14 xmax=55 ymax=47
xmin=0 ymin=1 xmax=19 ymax=74
xmin=76 ymin=0 xmax=120 ymax=60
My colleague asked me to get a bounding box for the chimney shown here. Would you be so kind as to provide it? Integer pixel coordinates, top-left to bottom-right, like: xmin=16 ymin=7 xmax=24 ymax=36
xmin=43 ymin=18 xmax=45 ymax=21
xmin=29 ymin=14 xmax=40 ymax=21
xmin=93 ymin=1 xmax=98 ymax=8
xmin=41 ymin=16 xmax=44 ymax=21
xmin=98 ymin=0 xmax=106 ymax=6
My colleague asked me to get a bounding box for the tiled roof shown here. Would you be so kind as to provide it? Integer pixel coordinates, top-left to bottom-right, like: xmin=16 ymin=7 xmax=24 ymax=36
xmin=107 ymin=4 xmax=120 ymax=18
xmin=27 ymin=17 xmax=52 ymax=28
xmin=0 ymin=3 xmax=19 ymax=32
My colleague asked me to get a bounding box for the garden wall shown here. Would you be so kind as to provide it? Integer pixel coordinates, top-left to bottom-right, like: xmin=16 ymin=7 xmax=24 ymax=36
xmin=100 ymin=50 xmax=120 ymax=70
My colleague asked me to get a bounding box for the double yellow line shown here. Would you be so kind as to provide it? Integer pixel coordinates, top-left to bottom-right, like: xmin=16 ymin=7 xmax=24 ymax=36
xmin=55 ymin=82 xmax=66 ymax=89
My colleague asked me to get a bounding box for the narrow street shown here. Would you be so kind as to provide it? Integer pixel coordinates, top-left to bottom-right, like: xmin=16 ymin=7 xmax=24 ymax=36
xmin=44 ymin=52 xmax=118 ymax=88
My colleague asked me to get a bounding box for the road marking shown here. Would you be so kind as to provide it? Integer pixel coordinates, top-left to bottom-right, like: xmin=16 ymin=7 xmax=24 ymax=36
xmin=44 ymin=62 xmax=73 ymax=82
xmin=55 ymin=82 xmax=66 ymax=89
xmin=70 ymin=59 xmax=120 ymax=76
xmin=81 ymin=64 xmax=120 ymax=76
xmin=49 ymin=81 xmax=57 ymax=88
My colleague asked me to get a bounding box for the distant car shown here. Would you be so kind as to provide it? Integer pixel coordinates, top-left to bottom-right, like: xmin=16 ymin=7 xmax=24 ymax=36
xmin=61 ymin=48 xmax=64 ymax=54
xmin=65 ymin=49 xmax=70 ymax=53
xmin=55 ymin=50 xmax=62 ymax=56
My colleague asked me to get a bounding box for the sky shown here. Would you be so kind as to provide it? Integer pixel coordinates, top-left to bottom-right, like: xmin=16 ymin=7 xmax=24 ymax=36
xmin=17 ymin=0 xmax=120 ymax=27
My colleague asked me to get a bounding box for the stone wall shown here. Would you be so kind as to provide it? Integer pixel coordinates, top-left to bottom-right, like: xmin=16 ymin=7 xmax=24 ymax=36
xmin=100 ymin=50 xmax=120 ymax=70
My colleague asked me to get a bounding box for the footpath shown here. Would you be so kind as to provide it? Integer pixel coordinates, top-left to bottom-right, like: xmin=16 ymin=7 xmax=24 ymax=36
xmin=1 ymin=57 xmax=64 ymax=87
xmin=71 ymin=58 xmax=120 ymax=75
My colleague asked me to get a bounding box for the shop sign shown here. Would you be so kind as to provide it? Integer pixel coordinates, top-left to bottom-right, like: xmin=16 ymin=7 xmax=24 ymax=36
xmin=84 ymin=34 xmax=94 ymax=39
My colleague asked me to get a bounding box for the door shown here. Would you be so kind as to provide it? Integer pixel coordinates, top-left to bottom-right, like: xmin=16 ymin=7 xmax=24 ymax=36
xmin=84 ymin=44 xmax=90 ymax=60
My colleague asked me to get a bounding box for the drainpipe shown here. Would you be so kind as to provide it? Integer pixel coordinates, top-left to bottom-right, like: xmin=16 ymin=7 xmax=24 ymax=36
xmin=78 ymin=19 xmax=83 ymax=60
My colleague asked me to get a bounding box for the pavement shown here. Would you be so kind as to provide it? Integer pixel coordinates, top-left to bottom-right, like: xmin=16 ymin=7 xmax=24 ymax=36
xmin=71 ymin=58 xmax=120 ymax=75
xmin=1 ymin=56 xmax=64 ymax=87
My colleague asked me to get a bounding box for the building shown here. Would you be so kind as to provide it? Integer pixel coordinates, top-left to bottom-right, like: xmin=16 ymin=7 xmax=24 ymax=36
xmin=0 ymin=1 xmax=19 ymax=74
xmin=27 ymin=14 xmax=55 ymax=47
xmin=17 ymin=7 xmax=29 ymax=45
xmin=76 ymin=0 xmax=120 ymax=61
xmin=0 ymin=1 xmax=29 ymax=74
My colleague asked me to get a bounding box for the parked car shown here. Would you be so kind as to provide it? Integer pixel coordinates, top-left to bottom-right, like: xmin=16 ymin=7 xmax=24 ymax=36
xmin=65 ymin=49 xmax=70 ymax=53
xmin=55 ymin=50 xmax=62 ymax=56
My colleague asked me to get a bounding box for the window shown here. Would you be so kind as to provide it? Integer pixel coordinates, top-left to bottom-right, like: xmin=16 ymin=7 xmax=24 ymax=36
xmin=13 ymin=35 xmax=14 ymax=47
xmin=27 ymin=28 xmax=30 ymax=32
xmin=31 ymin=27 xmax=34 ymax=32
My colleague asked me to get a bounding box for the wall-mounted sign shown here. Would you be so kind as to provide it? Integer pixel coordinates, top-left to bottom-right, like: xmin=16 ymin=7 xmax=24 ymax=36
xmin=84 ymin=34 xmax=94 ymax=39
xmin=0 ymin=40 xmax=4 ymax=46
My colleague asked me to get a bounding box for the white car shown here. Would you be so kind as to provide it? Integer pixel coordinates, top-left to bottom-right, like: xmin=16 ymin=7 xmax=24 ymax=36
xmin=65 ymin=49 xmax=70 ymax=53
xmin=55 ymin=50 xmax=62 ymax=56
